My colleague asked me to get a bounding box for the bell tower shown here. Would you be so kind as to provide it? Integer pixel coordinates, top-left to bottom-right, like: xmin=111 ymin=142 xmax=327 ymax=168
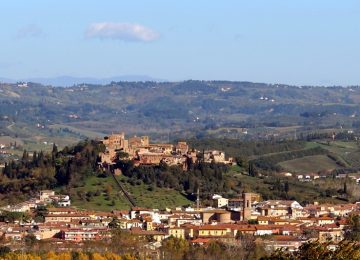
xmin=242 ymin=192 xmax=252 ymax=221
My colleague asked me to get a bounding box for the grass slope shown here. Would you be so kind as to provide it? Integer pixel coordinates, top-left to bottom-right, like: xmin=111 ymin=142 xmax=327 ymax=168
xmin=278 ymin=155 xmax=339 ymax=174
xmin=70 ymin=175 xmax=192 ymax=211
xmin=228 ymin=167 xmax=346 ymax=204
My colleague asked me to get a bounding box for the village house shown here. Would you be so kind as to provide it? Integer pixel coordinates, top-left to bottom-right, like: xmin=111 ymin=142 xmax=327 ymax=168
xmin=212 ymin=194 xmax=229 ymax=208
xmin=129 ymin=227 xmax=166 ymax=242
xmin=61 ymin=228 xmax=111 ymax=242
xmin=264 ymin=235 xmax=307 ymax=252
xmin=193 ymin=224 xmax=230 ymax=238
xmin=167 ymin=227 xmax=186 ymax=239
xmin=44 ymin=213 xmax=91 ymax=223
xmin=33 ymin=223 xmax=66 ymax=240
xmin=256 ymin=200 xmax=303 ymax=218
xmin=1 ymin=185 xmax=360 ymax=255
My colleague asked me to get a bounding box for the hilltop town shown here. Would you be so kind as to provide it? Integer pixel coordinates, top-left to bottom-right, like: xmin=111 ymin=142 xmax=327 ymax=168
xmin=99 ymin=132 xmax=234 ymax=168
xmin=0 ymin=134 xmax=360 ymax=258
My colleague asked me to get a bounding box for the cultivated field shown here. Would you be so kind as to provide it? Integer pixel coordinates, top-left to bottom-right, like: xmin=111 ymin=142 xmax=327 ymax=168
xmin=278 ymin=155 xmax=339 ymax=174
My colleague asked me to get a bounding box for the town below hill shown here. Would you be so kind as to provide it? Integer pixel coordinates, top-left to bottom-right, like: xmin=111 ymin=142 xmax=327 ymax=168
xmin=0 ymin=134 xmax=360 ymax=258
xmin=0 ymin=188 xmax=359 ymax=259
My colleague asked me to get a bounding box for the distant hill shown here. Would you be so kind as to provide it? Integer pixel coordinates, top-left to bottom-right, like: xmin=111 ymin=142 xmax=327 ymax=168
xmin=0 ymin=75 xmax=165 ymax=87
xmin=1 ymin=80 xmax=360 ymax=148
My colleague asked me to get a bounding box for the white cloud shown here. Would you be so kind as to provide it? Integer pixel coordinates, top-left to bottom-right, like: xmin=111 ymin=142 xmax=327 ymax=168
xmin=16 ymin=24 xmax=45 ymax=39
xmin=85 ymin=22 xmax=159 ymax=42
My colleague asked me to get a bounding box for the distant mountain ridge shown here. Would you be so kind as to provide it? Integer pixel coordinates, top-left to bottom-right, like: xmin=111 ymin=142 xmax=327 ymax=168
xmin=0 ymin=75 xmax=165 ymax=87
xmin=1 ymin=80 xmax=360 ymax=144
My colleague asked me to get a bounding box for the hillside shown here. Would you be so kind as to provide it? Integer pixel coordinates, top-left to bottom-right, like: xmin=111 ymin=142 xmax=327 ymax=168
xmin=2 ymin=80 xmax=360 ymax=154
xmin=68 ymin=175 xmax=192 ymax=211
xmin=1 ymin=138 xmax=360 ymax=211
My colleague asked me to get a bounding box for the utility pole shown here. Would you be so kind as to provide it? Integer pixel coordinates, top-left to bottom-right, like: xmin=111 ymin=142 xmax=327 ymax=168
xmin=196 ymin=188 xmax=200 ymax=210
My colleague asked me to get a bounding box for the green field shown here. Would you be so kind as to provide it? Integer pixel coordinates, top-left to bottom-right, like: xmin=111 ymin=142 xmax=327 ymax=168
xmin=70 ymin=175 xmax=192 ymax=211
xmin=278 ymin=155 xmax=339 ymax=174
xmin=228 ymin=167 xmax=346 ymax=204
xmin=48 ymin=124 xmax=104 ymax=140
xmin=0 ymin=136 xmax=24 ymax=146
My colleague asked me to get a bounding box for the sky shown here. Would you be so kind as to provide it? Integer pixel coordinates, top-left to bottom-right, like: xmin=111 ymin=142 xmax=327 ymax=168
xmin=0 ymin=0 xmax=360 ymax=86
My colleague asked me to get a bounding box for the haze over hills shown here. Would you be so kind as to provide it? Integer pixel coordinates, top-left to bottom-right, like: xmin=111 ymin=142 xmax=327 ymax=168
xmin=0 ymin=75 xmax=164 ymax=87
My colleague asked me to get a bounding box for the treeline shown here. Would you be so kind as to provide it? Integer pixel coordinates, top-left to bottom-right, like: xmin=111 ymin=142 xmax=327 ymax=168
xmin=298 ymin=131 xmax=358 ymax=141
xmin=53 ymin=140 xmax=105 ymax=187
xmin=0 ymin=140 xmax=105 ymax=204
xmin=117 ymin=161 xmax=232 ymax=198
xmin=187 ymin=138 xmax=305 ymax=158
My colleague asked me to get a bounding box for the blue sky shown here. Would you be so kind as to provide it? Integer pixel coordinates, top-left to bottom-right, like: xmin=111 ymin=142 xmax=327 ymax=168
xmin=0 ymin=0 xmax=359 ymax=85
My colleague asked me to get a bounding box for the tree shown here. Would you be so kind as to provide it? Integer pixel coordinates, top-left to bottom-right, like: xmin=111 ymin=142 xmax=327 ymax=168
xmin=34 ymin=205 xmax=48 ymax=223
xmin=0 ymin=246 xmax=10 ymax=257
xmin=52 ymin=143 xmax=58 ymax=155
xmin=161 ymin=237 xmax=190 ymax=260
xmin=108 ymin=218 xmax=120 ymax=229
xmin=345 ymin=214 xmax=360 ymax=241
xmin=343 ymin=181 xmax=348 ymax=195
xmin=262 ymin=240 xmax=360 ymax=260
xmin=0 ymin=211 xmax=24 ymax=223
xmin=284 ymin=181 xmax=289 ymax=199
xmin=24 ymin=234 xmax=37 ymax=248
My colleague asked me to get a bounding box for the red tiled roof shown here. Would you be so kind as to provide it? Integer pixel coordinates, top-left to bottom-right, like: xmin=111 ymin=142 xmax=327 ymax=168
xmin=272 ymin=235 xmax=303 ymax=242
xmin=191 ymin=238 xmax=210 ymax=243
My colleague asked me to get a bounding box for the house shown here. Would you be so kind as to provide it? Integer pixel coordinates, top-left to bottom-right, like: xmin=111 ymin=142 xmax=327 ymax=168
xmin=212 ymin=195 xmax=229 ymax=208
xmin=1 ymin=202 xmax=31 ymax=213
xmin=167 ymin=227 xmax=186 ymax=239
xmin=316 ymin=216 xmax=335 ymax=225
xmin=117 ymin=219 xmax=144 ymax=230
xmin=190 ymin=238 xmax=210 ymax=246
xmin=227 ymin=198 xmax=242 ymax=210
xmin=256 ymin=200 xmax=303 ymax=218
xmin=129 ymin=228 xmax=166 ymax=242
xmin=80 ymin=219 xmax=109 ymax=228
xmin=318 ymin=227 xmax=343 ymax=242
xmin=255 ymin=225 xmax=280 ymax=236
xmin=193 ymin=225 xmax=230 ymax=238
xmin=39 ymin=190 xmax=56 ymax=201
xmin=203 ymin=150 xmax=227 ymax=163
xmin=46 ymin=208 xmax=78 ymax=215
xmin=257 ymin=217 xmax=290 ymax=226
xmin=233 ymin=225 xmax=257 ymax=236
xmin=264 ymin=236 xmax=307 ymax=252
xmin=130 ymin=207 xmax=154 ymax=219
xmin=281 ymin=172 xmax=293 ymax=177
xmin=61 ymin=228 xmax=111 ymax=242
xmin=175 ymin=142 xmax=189 ymax=154
xmin=33 ymin=224 xmax=65 ymax=240
xmin=168 ymin=214 xmax=202 ymax=227
xmin=44 ymin=214 xmax=91 ymax=223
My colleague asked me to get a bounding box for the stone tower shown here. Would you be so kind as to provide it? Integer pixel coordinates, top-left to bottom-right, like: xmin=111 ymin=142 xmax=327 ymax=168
xmin=242 ymin=192 xmax=252 ymax=221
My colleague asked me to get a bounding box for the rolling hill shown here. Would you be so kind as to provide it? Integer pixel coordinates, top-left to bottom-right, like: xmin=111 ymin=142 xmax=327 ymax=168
xmin=1 ymin=80 xmax=360 ymax=152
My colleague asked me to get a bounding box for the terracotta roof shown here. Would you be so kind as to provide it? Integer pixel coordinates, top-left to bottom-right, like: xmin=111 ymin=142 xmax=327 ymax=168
xmin=47 ymin=208 xmax=78 ymax=212
xmin=45 ymin=214 xmax=89 ymax=218
xmin=197 ymin=225 xmax=228 ymax=230
xmin=272 ymin=235 xmax=303 ymax=242
xmin=131 ymin=207 xmax=152 ymax=211
xmin=191 ymin=238 xmax=210 ymax=244
xmin=130 ymin=229 xmax=166 ymax=236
